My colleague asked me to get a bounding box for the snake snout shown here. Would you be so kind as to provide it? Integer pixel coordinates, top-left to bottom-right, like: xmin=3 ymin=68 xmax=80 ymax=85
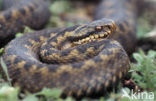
xmin=110 ymin=20 xmax=117 ymax=33
xmin=103 ymin=20 xmax=117 ymax=34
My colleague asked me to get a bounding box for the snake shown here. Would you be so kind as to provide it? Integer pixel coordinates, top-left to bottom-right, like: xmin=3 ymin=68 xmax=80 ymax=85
xmin=0 ymin=0 xmax=137 ymax=98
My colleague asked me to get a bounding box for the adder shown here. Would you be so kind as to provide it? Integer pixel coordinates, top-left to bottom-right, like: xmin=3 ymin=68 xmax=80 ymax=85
xmin=1 ymin=0 xmax=137 ymax=98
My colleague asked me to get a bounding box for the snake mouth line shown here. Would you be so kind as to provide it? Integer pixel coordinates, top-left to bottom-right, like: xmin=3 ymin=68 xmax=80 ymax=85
xmin=61 ymin=30 xmax=111 ymax=50
xmin=73 ymin=30 xmax=111 ymax=45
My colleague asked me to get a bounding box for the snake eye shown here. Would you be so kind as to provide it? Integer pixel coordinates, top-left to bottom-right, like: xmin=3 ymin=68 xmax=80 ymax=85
xmin=95 ymin=26 xmax=103 ymax=31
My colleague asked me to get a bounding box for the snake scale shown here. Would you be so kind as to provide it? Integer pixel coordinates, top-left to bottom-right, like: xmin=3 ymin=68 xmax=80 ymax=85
xmin=0 ymin=0 xmax=137 ymax=98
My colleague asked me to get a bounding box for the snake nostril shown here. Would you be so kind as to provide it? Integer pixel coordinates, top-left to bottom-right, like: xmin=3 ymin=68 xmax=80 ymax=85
xmin=106 ymin=21 xmax=117 ymax=33
xmin=107 ymin=25 xmax=112 ymax=30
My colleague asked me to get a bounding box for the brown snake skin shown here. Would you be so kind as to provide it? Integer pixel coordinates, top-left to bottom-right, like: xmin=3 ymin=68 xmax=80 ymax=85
xmin=0 ymin=0 xmax=50 ymax=47
xmin=0 ymin=0 xmax=137 ymax=98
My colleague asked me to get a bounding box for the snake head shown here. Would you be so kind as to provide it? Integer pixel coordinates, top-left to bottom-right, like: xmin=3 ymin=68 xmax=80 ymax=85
xmin=68 ymin=18 xmax=116 ymax=44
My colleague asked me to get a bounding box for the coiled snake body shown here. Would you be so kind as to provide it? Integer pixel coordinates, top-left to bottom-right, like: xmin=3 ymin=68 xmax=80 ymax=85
xmin=1 ymin=0 xmax=137 ymax=98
